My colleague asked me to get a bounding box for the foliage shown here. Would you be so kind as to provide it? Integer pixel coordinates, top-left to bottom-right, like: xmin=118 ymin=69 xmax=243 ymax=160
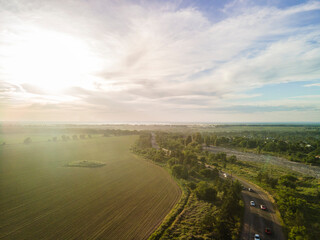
xmin=134 ymin=132 xmax=243 ymax=240
xmin=201 ymin=128 xmax=320 ymax=165
xmin=199 ymin=168 xmax=219 ymax=180
xmin=172 ymin=164 xmax=189 ymax=179
xmin=207 ymin=151 xmax=320 ymax=240
xmin=194 ymin=181 xmax=217 ymax=202
xmin=23 ymin=137 xmax=32 ymax=144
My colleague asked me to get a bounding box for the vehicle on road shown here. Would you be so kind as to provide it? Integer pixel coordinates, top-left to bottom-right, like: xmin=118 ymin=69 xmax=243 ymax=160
xmin=260 ymin=205 xmax=267 ymax=210
xmin=223 ymin=173 xmax=227 ymax=178
xmin=265 ymin=228 xmax=272 ymax=235
xmin=254 ymin=233 xmax=261 ymax=240
xmin=250 ymin=201 xmax=256 ymax=206
xmin=248 ymin=188 xmax=254 ymax=192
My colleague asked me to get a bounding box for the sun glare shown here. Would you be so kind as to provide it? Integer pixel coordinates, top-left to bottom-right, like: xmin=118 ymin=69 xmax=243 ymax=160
xmin=2 ymin=29 xmax=103 ymax=93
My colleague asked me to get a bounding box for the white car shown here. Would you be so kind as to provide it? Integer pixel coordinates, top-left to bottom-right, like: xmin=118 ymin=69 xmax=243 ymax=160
xmin=250 ymin=201 xmax=256 ymax=206
xmin=254 ymin=233 xmax=261 ymax=240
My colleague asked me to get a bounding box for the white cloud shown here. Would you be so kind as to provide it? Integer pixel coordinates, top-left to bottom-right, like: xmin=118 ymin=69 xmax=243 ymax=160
xmin=304 ymin=83 xmax=320 ymax=87
xmin=0 ymin=0 xmax=320 ymax=121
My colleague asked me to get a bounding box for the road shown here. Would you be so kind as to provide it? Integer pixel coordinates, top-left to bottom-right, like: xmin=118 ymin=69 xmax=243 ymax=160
xmin=220 ymin=171 xmax=285 ymax=240
xmin=151 ymin=132 xmax=159 ymax=149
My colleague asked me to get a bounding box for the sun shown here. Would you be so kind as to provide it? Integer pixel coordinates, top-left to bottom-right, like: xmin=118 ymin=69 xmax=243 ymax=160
xmin=2 ymin=28 xmax=103 ymax=93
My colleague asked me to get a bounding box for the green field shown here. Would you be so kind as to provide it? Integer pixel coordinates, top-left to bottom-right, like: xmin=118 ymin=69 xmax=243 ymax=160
xmin=0 ymin=135 xmax=181 ymax=240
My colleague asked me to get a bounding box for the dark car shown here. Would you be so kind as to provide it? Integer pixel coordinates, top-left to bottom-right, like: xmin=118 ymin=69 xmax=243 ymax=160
xmin=265 ymin=228 xmax=272 ymax=235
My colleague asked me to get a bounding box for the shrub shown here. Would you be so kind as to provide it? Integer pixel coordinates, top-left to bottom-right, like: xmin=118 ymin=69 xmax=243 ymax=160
xmin=24 ymin=137 xmax=32 ymax=144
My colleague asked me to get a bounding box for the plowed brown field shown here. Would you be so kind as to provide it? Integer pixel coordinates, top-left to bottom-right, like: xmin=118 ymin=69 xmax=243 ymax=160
xmin=0 ymin=135 xmax=181 ymax=240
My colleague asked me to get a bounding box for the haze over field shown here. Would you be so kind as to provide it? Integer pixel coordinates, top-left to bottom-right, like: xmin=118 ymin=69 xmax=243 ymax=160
xmin=0 ymin=0 xmax=320 ymax=122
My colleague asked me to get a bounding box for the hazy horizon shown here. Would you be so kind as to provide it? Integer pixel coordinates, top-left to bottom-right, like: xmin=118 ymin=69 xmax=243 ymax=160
xmin=1 ymin=120 xmax=319 ymax=126
xmin=1 ymin=0 xmax=320 ymax=122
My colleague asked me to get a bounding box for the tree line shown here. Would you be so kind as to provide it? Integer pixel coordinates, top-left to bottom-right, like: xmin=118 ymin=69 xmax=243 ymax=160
xmin=133 ymin=132 xmax=243 ymax=240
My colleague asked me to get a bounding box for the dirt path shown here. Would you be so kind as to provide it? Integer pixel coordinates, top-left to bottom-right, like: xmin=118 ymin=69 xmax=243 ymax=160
xmin=204 ymin=146 xmax=320 ymax=178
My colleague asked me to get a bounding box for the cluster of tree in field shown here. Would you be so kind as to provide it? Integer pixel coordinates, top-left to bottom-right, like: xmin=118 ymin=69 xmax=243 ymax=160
xmin=200 ymin=130 xmax=320 ymax=165
xmin=48 ymin=134 xmax=93 ymax=142
xmin=101 ymin=129 xmax=139 ymax=136
xmin=133 ymin=132 xmax=243 ymax=240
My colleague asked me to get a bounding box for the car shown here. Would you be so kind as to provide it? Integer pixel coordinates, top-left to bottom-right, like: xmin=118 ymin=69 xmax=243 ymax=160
xmin=248 ymin=188 xmax=254 ymax=192
xmin=250 ymin=201 xmax=256 ymax=206
xmin=254 ymin=233 xmax=261 ymax=240
xmin=223 ymin=173 xmax=227 ymax=178
xmin=260 ymin=205 xmax=267 ymax=210
xmin=265 ymin=228 xmax=272 ymax=235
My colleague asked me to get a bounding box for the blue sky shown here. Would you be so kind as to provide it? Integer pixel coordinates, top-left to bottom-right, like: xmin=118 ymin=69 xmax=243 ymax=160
xmin=0 ymin=0 xmax=319 ymax=122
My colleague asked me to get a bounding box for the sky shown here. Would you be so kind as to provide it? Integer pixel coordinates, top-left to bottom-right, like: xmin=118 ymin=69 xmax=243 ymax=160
xmin=0 ymin=0 xmax=320 ymax=123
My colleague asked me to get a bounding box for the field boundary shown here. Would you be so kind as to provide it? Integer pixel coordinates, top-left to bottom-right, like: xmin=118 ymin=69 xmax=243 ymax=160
xmin=148 ymin=181 xmax=189 ymax=240
xmin=132 ymin=153 xmax=189 ymax=240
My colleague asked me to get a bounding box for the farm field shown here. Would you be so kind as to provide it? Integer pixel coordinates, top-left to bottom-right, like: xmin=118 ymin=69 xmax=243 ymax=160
xmin=0 ymin=135 xmax=181 ymax=240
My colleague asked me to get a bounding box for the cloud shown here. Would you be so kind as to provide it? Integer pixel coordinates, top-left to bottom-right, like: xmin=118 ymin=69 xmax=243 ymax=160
xmin=210 ymin=105 xmax=318 ymax=113
xmin=1 ymin=0 xmax=320 ymax=121
xmin=304 ymin=83 xmax=320 ymax=87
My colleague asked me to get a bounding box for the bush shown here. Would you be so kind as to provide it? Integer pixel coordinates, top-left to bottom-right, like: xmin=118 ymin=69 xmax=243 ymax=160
xmin=195 ymin=181 xmax=217 ymax=202
xmin=172 ymin=164 xmax=188 ymax=179
xmin=24 ymin=137 xmax=32 ymax=144
xmin=199 ymin=168 xmax=219 ymax=180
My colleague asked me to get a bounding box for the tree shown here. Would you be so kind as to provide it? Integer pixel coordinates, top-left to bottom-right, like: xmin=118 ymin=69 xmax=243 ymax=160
xmin=167 ymin=157 xmax=178 ymax=167
xmin=204 ymin=136 xmax=211 ymax=146
xmin=195 ymin=181 xmax=217 ymax=202
xmin=172 ymin=164 xmax=188 ymax=179
xmin=264 ymin=142 xmax=277 ymax=152
xmin=193 ymin=132 xmax=203 ymax=144
xmin=185 ymin=135 xmax=192 ymax=146
xmin=24 ymin=137 xmax=32 ymax=144
xmin=257 ymin=171 xmax=263 ymax=183
xmin=216 ymin=152 xmax=227 ymax=161
xmin=246 ymin=139 xmax=257 ymax=148
xmin=200 ymin=168 xmax=219 ymax=180
xmin=288 ymin=226 xmax=308 ymax=240
xmin=279 ymin=174 xmax=298 ymax=189
xmin=228 ymin=155 xmax=237 ymax=163
xmin=183 ymin=151 xmax=198 ymax=166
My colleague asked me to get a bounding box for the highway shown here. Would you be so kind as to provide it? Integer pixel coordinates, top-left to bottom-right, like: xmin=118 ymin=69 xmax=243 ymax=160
xmin=220 ymin=171 xmax=285 ymax=240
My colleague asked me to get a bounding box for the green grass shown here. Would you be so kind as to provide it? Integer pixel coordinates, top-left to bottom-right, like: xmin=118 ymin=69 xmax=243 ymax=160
xmin=0 ymin=135 xmax=181 ymax=240
xmin=161 ymin=193 xmax=213 ymax=240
